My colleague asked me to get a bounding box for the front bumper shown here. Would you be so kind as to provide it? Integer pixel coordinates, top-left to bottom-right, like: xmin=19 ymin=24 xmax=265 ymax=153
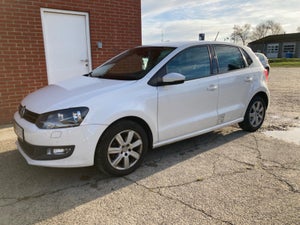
xmin=14 ymin=112 xmax=107 ymax=168
xmin=17 ymin=138 xmax=75 ymax=160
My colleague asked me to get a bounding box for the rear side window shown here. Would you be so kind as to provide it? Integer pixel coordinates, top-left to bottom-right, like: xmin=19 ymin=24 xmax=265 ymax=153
xmin=166 ymin=46 xmax=211 ymax=80
xmin=214 ymin=45 xmax=246 ymax=73
xmin=242 ymin=49 xmax=253 ymax=66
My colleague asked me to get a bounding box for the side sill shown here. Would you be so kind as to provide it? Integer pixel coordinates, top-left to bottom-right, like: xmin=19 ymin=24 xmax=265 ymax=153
xmin=153 ymin=118 xmax=243 ymax=149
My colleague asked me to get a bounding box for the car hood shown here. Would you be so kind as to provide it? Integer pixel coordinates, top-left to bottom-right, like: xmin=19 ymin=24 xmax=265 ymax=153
xmin=21 ymin=76 xmax=136 ymax=113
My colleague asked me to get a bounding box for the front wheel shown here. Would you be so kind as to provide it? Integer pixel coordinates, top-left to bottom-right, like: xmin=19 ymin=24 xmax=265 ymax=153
xmin=95 ymin=120 xmax=148 ymax=176
xmin=239 ymin=96 xmax=266 ymax=132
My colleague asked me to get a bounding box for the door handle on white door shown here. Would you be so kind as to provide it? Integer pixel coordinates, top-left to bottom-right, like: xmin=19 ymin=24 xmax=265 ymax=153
xmin=207 ymin=84 xmax=218 ymax=91
xmin=245 ymin=76 xmax=253 ymax=82
xmin=80 ymin=59 xmax=89 ymax=63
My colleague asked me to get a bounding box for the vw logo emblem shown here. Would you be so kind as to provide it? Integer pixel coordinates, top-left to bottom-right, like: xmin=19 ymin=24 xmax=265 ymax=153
xmin=20 ymin=106 xmax=26 ymax=118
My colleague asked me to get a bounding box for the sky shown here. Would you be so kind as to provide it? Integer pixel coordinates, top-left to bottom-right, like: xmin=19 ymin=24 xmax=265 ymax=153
xmin=141 ymin=0 xmax=300 ymax=44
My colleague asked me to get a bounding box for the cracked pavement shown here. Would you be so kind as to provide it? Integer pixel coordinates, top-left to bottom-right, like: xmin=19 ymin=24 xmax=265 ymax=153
xmin=0 ymin=68 xmax=300 ymax=225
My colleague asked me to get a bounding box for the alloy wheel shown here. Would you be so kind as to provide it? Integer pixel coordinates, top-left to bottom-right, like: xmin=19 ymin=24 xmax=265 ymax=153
xmin=249 ymin=101 xmax=265 ymax=128
xmin=107 ymin=130 xmax=143 ymax=170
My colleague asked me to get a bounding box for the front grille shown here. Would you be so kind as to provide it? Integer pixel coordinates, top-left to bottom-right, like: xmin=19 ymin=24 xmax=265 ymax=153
xmin=19 ymin=105 xmax=39 ymax=124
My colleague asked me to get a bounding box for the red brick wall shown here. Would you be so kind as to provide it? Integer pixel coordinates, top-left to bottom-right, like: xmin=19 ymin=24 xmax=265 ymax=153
xmin=0 ymin=0 xmax=141 ymax=125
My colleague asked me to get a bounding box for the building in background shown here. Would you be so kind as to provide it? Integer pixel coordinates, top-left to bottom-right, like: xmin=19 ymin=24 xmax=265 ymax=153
xmin=248 ymin=33 xmax=300 ymax=58
xmin=0 ymin=0 xmax=141 ymax=125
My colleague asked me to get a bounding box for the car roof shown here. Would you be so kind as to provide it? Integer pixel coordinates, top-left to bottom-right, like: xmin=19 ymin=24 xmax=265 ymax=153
xmin=142 ymin=41 xmax=244 ymax=48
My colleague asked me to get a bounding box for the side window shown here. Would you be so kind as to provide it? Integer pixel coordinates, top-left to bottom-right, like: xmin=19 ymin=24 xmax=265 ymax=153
xmin=214 ymin=45 xmax=246 ymax=73
xmin=241 ymin=49 xmax=253 ymax=66
xmin=166 ymin=46 xmax=211 ymax=80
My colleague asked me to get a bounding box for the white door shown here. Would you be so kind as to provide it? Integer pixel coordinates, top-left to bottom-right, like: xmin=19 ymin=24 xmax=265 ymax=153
xmin=41 ymin=8 xmax=92 ymax=84
xmin=266 ymin=43 xmax=279 ymax=58
xmin=213 ymin=45 xmax=252 ymax=123
xmin=158 ymin=77 xmax=219 ymax=141
xmin=157 ymin=46 xmax=218 ymax=141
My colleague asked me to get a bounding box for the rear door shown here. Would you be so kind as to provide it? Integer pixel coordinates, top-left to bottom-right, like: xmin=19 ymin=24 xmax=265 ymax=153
xmin=157 ymin=45 xmax=218 ymax=142
xmin=213 ymin=44 xmax=253 ymax=124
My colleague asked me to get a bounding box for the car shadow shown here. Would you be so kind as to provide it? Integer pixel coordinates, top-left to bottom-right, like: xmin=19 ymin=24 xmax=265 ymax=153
xmin=0 ymin=126 xmax=248 ymax=224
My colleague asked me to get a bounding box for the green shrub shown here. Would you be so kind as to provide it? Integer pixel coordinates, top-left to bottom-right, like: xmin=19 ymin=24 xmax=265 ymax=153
xmin=269 ymin=58 xmax=300 ymax=67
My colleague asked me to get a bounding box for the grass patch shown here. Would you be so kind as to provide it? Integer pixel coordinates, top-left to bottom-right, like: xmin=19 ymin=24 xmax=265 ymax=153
xmin=269 ymin=58 xmax=300 ymax=67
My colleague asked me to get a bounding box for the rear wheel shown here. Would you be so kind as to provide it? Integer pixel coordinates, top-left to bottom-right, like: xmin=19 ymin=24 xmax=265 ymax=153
xmin=95 ymin=120 xmax=148 ymax=176
xmin=239 ymin=96 xmax=266 ymax=132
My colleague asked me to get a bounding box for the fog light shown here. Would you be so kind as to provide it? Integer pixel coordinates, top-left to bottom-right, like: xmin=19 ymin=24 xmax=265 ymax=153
xmin=18 ymin=139 xmax=75 ymax=160
xmin=43 ymin=146 xmax=75 ymax=159
xmin=53 ymin=148 xmax=72 ymax=155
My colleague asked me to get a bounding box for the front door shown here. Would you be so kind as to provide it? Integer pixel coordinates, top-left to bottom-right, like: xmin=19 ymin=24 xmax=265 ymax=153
xmin=41 ymin=8 xmax=92 ymax=84
xmin=157 ymin=46 xmax=218 ymax=142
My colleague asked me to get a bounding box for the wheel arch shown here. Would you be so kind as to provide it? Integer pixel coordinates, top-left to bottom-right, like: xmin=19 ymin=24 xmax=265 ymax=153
xmin=95 ymin=116 xmax=154 ymax=154
xmin=252 ymin=91 xmax=269 ymax=109
xmin=239 ymin=92 xmax=268 ymax=132
xmin=121 ymin=116 xmax=153 ymax=149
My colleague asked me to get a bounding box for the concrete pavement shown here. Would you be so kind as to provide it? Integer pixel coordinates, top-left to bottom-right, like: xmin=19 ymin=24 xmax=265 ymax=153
xmin=0 ymin=125 xmax=299 ymax=225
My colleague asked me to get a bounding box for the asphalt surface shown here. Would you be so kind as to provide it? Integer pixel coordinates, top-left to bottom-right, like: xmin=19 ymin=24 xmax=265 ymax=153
xmin=0 ymin=68 xmax=299 ymax=225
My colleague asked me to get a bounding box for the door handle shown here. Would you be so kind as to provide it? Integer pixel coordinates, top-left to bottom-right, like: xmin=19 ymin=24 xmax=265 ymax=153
xmin=80 ymin=59 xmax=89 ymax=63
xmin=245 ymin=76 xmax=253 ymax=82
xmin=207 ymin=84 xmax=218 ymax=91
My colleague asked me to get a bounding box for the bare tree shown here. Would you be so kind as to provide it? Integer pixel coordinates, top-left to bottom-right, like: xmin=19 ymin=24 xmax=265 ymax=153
xmin=252 ymin=23 xmax=268 ymax=40
xmin=266 ymin=20 xmax=284 ymax=34
xmin=251 ymin=20 xmax=284 ymax=40
xmin=231 ymin=24 xmax=251 ymax=45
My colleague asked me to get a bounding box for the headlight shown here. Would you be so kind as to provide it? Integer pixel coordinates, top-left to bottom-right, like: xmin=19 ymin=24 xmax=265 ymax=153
xmin=36 ymin=107 xmax=89 ymax=129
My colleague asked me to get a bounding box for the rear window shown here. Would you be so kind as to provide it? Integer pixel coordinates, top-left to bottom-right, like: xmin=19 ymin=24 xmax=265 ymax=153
xmin=214 ymin=45 xmax=246 ymax=73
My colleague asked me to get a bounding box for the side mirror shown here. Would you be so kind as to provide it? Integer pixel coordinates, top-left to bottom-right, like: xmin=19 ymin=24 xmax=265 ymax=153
xmin=161 ymin=73 xmax=185 ymax=85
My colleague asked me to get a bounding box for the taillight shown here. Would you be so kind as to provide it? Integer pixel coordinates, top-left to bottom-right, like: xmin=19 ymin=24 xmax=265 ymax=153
xmin=264 ymin=69 xmax=269 ymax=81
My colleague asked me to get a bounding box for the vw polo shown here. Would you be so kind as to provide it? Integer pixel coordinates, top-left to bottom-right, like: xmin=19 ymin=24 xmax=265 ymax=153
xmin=14 ymin=41 xmax=269 ymax=176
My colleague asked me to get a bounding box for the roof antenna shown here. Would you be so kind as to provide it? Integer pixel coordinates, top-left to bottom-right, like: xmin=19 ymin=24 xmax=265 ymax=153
xmin=214 ymin=32 xmax=219 ymax=41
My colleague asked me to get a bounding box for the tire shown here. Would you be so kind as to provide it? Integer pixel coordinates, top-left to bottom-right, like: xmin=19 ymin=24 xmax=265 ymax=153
xmin=239 ymin=96 xmax=266 ymax=132
xmin=95 ymin=120 xmax=148 ymax=176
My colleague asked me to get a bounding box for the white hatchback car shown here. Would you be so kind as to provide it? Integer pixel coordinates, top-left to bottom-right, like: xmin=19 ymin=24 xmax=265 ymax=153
xmin=14 ymin=41 xmax=269 ymax=176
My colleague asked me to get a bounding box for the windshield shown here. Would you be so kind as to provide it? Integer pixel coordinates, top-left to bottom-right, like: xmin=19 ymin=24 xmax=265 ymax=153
xmin=91 ymin=47 xmax=175 ymax=80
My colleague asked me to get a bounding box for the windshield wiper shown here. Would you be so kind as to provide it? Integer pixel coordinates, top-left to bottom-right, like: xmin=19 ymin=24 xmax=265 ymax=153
xmin=83 ymin=72 xmax=93 ymax=77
